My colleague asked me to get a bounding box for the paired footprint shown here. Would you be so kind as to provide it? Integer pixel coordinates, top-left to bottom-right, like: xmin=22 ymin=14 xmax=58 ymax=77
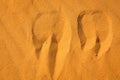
xmin=32 ymin=9 xmax=112 ymax=80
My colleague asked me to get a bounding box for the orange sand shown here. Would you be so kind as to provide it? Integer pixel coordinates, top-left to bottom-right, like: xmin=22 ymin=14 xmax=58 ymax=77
xmin=0 ymin=0 xmax=120 ymax=80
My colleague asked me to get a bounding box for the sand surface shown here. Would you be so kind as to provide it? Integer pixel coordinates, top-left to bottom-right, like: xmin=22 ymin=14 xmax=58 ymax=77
xmin=0 ymin=0 xmax=120 ymax=80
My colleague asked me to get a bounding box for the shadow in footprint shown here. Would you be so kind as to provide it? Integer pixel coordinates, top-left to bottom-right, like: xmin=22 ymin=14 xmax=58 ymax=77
xmin=48 ymin=34 xmax=58 ymax=78
xmin=93 ymin=36 xmax=100 ymax=56
xmin=32 ymin=32 xmax=43 ymax=59
xmin=77 ymin=12 xmax=87 ymax=49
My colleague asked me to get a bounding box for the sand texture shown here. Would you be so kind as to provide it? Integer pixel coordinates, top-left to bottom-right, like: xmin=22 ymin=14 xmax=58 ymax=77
xmin=0 ymin=0 xmax=120 ymax=80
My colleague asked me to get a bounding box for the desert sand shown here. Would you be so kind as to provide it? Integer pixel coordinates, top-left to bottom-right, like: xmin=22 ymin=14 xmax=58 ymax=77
xmin=0 ymin=0 xmax=120 ymax=80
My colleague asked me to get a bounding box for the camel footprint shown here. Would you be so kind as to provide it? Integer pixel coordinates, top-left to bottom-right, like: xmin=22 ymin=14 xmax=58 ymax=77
xmin=77 ymin=10 xmax=113 ymax=59
xmin=32 ymin=11 xmax=59 ymax=79
xmin=32 ymin=12 xmax=58 ymax=59
xmin=32 ymin=8 xmax=72 ymax=80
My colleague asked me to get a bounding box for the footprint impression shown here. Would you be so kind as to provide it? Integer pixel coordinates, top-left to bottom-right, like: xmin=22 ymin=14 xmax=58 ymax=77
xmin=77 ymin=10 xmax=113 ymax=59
xmin=32 ymin=8 xmax=72 ymax=80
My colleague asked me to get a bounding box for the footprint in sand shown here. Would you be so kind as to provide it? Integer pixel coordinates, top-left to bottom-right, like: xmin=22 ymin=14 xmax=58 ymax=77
xmin=32 ymin=8 xmax=72 ymax=80
xmin=77 ymin=10 xmax=113 ymax=59
xmin=32 ymin=11 xmax=59 ymax=79
xmin=32 ymin=12 xmax=58 ymax=59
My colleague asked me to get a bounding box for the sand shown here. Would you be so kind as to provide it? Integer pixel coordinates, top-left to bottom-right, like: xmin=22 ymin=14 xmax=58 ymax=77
xmin=0 ymin=0 xmax=120 ymax=80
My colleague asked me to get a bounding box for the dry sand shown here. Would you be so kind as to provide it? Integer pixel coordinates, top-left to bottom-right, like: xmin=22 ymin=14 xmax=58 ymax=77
xmin=0 ymin=0 xmax=120 ymax=80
